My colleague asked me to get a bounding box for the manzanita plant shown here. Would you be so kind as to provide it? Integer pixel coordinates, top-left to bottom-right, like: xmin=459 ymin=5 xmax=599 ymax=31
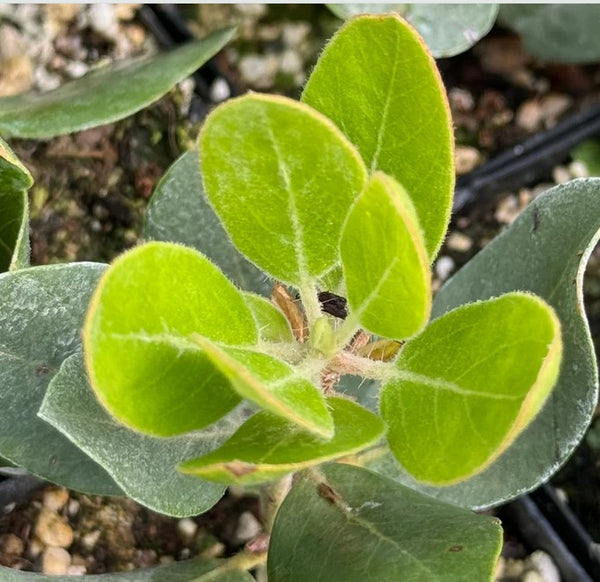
xmin=0 ymin=14 xmax=599 ymax=582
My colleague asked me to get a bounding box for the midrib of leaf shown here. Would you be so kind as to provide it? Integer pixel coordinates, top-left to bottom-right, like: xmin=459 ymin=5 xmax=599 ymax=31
xmin=369 ymin=31 xmax=401 ymax=172
xmin=308 ymin=471 xmax=438 ymax=580
xmin=392 ymin=369 xmax=522 ymax=401
xmin=263 ymin=111 xmax=308 ymax=285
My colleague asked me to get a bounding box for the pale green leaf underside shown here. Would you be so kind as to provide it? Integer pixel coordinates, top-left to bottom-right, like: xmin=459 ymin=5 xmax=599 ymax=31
xmin=0 ymin=558 xmax=254 ymax=582
xmin=340 ymin=172 xmax=430 ymax=340
xmin=0 ymin=263 xmax=120 ymax=495
xmin=143 ymin=150 xmax=271 ymax=296
xmin=40 ymin=354 xmax=246 ymax=517
xmin=381 ymin=293 xmax=562 ymax=485
xmin=191 ymin=336 xmax=333 ymax=439
xmin=302 ymin=14 xmax=454 ymax=259
xmin=243 ymin=292 xmax=293 ymax=342
xmin=499 ymin=5 xmax=600 ymax=63
xmin=180 ymin=397 xmax=385 ymax=485
xmin=268 ymin=463 xmax=502 ymax=582
xmin=0 ymin=29 xmax=235 ymax=138
xmin=376 ymin=178 xmax=600 ymax=508
xmin=199 ymin=93 xmax=367 ymax=286
xmin=84 ymin=242 xmax=257 ymax=437
xmin=327 ymin=4 xmax=498 ymax=58
xmin=0 ymin=137 xmax=33 ymax=271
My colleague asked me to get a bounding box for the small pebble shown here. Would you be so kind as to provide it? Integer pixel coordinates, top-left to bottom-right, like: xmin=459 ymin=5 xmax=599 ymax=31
xmin=66 ymin=565 xmax=87 ymax=575
xmin=80 ymin=529 xmax=101 ymax=551
xmin=41 ymin=547 xmax=71 ymax=575
xmin=280 ymin=48 xmax=303 ymax=76
xmin=0 ymin=55 xmax=33 ymax=96
xmin=87 ymin=4 xmax=119 ymax=41
xmin=210 ymin=77 xmax=230 ymax=103
xmin=35 ymin=509 xmax=74 ymax=548
xmin=569 ymin=160 xmax=589 ymax=179
xmin=238 ymin=54 xmax=278 ymax=88
xmin=455 ymin=145 xmax=481 ymax=175
xmin=282 ymin=22 xmax=310 ymax=48
xmin=446 ymin=232 xmax=473 ymax=252
xmin=65 ymin=60 xmax=89 ymax=79
xmin=435 ymin=256 xmax=455 ymax=282
xmin=523 ymin=571 xmax=544 ymax=582
xmin=552 ymin=165 xmax=571 ymax=185
xmin=526 ymin=550 xmax=561 ymax=582
xmin=43 ymin=488 xmax=69 ymax=512
xmin=0 ymin=533 xmax=24 ymax=557
xmin=495 ymin=195 xmax=520 ymax=224
xmin=234 ymin=511 xmax=262 ymax=544
xmin=67 ymin=499 xmax=80 ymax=517
xmin=516 ymin=99 xmax=544 ymax=132
xmin=177 ymin=518 xmax=198 ymax=542
xmin=448 ymin=87 xmax=474 ymax=112
xmin=27 ymin=538 xmax=44 ymax=560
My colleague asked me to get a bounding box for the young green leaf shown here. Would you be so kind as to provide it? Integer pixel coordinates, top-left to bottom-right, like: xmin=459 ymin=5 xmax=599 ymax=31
xmin=268 ymin=464 xmax=502 ymax=582
xmin=0 ymin=263 xmax=120 ymax=495
xmin=242 ymin=292 xmax=293 ymax=342
xmin=40 ymin=354 xmax=244 ymax=518
xmin=0 ymin=29 xmax=235 ymax=138
xmin=0 ymin=137 xmax=33 ymax=271
xmin=340 ymin=172 xmax=431 ymax=340
xmin=190 ymin=337 xmax=333 ymax=439
xmin=199 ymin=93 xmax=367 ymax=287
xmin=144 ymin=150 xmax=272 ymax=296
xmin=381 ymin=293 xmax=562 ymax=485
xmin=84 ymin=242 xmax=258 ymax=437
xmin=179 ymin=397 xmax=385 ymax=485
xmin=302 ymin=15 xmax=454 ymax=259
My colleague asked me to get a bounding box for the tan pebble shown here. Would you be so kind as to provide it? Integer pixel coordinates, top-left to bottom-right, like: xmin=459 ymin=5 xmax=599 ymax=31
xmin=455 ymin=146 xmax=481 ymax=175
xmin=35 ymin=509 xmax=74 ymax=548
xmin=66 ymin=564 xmax=87 ymax=575
xmin=476 ymin=36 xmax=528 ymax=75
xmin=502 ymin=557 xmax=525 ymax=577
xmin=516 ymin=99 xmax=543 ymax=132
xmin=45 ymin=4 xmax=81 ymax=25
xmin=518 ymin=188 xmax=533 ymax=209
xmin=523 ymin=571 xmax=544 ymax=582
xmin=539 ymin=93 xmax=572 ymax=126
xmin=124 ymin=23 xmax=146 ymax=48
xmin=0 ymin=533 xmax=24 ymax=556
xmin=43 ymin=487 xmax=69 ymax=512
xmin=495 ymin=195 xmax=520 ymax=224
xmin=41 ymin=547 xmax=71 ymax=575
xmin=552 ymin=165 xmax=571 ymax=185
xmin=114 ymin=4 xmax=139 ymax=21
xmin=0 ymin=55 xmax=33 ymax=97
xmin=494 ymin=556 xmax=505 ymax=579
xmin=448 ymin=87 xmax=474 ymax=112
xmin=446 ymin=232 xmax=473 ymax=252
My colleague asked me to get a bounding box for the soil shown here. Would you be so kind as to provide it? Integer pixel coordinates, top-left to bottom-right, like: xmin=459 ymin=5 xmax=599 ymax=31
xmin=0 ymin=4 xmax=599 ymax=581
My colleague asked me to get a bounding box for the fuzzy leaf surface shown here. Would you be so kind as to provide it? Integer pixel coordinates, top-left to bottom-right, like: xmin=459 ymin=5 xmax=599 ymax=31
xmin=180 ymin=397 xmax=385 ymax=485
xmin=0 ymin=30 xmax=234 ymax=138
xmin=268 ymin=463 xmax=502 ymax=582
xmin=191 ymin=337 xmax=333 ymax=438
xmin=302 ymin=15 xmax=454 ymax=258
xmin=327 ymin=4 xmax=498 ymax=58
xmin=144 ymin=150 xmax=271 ymax=296
xmin=40 ymin=354 xmax=247 ymax=517
xmin=0 ymin=559 xmax=254 ymax=582
xmin=340 ymin=172 xmax=430 ymax=339
xmin=0 ymin=137 xmax=32 ymax=271
xmin=378 ymin=178 xmax=600 ymax=507
xmin=499 ymin=5 xmax=600 ymax=63
xmin=381 ymin=293 xmax=561 ymax=485
xmin=199 ymin=93 xmax=367 ymax=286
xmin=243 ymin=292 xmax=293 ymax=342
xmin=84 ymin=242 xmax=257 ymax=437
xmin=0 ymin=263 xmax=120 ymax=494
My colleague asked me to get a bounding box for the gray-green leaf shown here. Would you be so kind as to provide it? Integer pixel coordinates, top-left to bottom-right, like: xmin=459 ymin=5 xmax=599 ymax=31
xmin=371 ymin=179 xmax=600 ymax=508
xmin=327 ymin=4 xmax=498 ymax=58
xmin=40 ymin=354 xmax=243 ymax=517
xmin=143 ymin=150 xmax=271 ymax=296
xmin=268 ymin=463 xmax=502 ymax=582
xmin=0 ymin=29 xmax=234 ymax=138
xmin=0 ymin=263 xmax=120 ymax=495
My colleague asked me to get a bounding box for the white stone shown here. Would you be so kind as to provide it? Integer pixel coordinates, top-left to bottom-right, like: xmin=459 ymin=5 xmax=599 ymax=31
xmin=87 ymin=4 xmax=118 ymax=40
xmin=42 ymin=488 xmax=69 ymax=512
xmin=435 ymin=256 xmax=455 ymax=282
xmin=527 ymin=550 xmax=561 ymax=582
xmin=234 ymin=511 xmax=261 ymax=544
xmin=177 ymin=518 xmax=198 ymax=542
xmin=446 ymin=232 xmax=473 ymax=252
xmin=280 ymin=49 xmax=303 ymax=75
xmin=552 ymin=165 xmax=571 ymax=185
xmin=569 ymin=160 xmax=589 ymax=179
xmin=210 ymin=78 xmax=230 ymax=103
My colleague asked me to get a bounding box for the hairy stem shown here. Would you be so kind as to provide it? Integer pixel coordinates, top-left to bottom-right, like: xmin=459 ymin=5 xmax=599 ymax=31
xmin=260 ymin=474 xmax=293 ymax=533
